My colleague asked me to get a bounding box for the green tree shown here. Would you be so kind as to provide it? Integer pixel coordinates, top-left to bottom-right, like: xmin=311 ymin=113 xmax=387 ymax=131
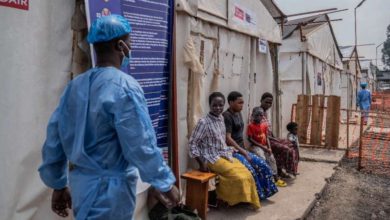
xmin=382 ymin=24 xmax=390 ymax=70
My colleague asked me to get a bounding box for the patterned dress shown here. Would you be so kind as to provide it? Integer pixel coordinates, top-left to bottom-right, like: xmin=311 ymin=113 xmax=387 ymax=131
xmin=252 ymin=107 xmax=298 ymax=175
xmin=223 ymin=110 xmax=278 ymax=200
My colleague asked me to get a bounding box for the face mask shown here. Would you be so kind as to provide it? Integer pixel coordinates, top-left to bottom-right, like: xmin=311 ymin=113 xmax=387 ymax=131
xmin=120 ymin=41 xmax=131 ymax=69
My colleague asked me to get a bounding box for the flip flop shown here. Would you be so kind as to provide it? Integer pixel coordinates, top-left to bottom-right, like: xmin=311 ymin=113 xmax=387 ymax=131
xmin=275 ymin=179 xmax=287 ymax=187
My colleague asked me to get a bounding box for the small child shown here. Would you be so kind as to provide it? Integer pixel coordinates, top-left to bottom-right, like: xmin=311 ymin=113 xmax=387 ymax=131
xmin=247 ymin=110 xmax=287 ymax=187
xmin=286 ymin=122 xmax=300 ymax=175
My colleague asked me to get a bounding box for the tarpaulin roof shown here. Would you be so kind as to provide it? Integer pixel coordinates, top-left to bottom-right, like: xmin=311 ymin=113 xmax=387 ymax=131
xmin=282 ymin=14 xmax=327 ymax=39
xmin=339 ymin=46 xmax=355 ymax=59
xmin=281 ymin=14 xmax=343 ymax=69
xmin=260 ymin=0 xmax=287 ymax=19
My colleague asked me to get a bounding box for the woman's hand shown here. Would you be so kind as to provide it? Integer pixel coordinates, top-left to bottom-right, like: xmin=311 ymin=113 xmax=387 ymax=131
xmin=199 ymin=162 xmax=210 ymax=172
xmin=242 ymin=151 xmax=252 ymax=163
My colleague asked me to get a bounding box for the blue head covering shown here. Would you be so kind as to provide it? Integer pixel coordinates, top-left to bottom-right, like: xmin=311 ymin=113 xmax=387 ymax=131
xmin=87 ymin=14 xmax=132 ymax=44
xmin=360 ymin=82 xmax=367 ymax=87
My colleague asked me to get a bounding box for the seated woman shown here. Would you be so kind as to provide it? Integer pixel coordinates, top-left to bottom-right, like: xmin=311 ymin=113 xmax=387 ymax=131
xmin=188 ymin=92 xmax=260 ymax=209
xmin=252 ymin=92 xmax=298 ymax=177
xmin=223 ymin=91 xmax=278 ymax=200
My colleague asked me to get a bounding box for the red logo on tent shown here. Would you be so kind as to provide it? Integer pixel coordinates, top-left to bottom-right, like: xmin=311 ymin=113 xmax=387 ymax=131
xmin=234 ymin=6 xmax=244 ymax=20
xmin=0 ymin=0 xmax=29 ymax=11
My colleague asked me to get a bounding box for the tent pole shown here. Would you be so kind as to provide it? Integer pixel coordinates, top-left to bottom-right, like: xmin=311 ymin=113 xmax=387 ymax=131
xmin=171 ymin=10 xmax=179 ymax=188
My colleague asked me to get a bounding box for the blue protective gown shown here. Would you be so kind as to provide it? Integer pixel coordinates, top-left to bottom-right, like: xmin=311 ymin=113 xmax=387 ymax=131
xmin=38 ymin=67 xmax=175 ymax=220
xmin=357 ymin=89 xmax=372 ymax=110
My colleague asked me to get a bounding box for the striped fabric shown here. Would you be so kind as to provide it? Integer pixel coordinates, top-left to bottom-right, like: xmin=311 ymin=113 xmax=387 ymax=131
xmin=189 ymin=113 xmax=234 ymax=164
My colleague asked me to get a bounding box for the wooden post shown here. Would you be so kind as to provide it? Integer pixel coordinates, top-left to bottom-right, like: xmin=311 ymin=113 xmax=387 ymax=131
xmin=358 ymin=115 xmax=364 ymax=170
xmin=383 ymin=94 xmax=385 ymax=111
xmin=325 ymin=96 xmax=341 ymax=148
xmin=318 ymin=95 xmax=325 ymax=145
xmin=310 ymin=95 xmax=324 ymax=145
xmin=296 ymin=95 xmax=310 ymax=144
xmin=291 ymin=104 xmax=296 ymax=122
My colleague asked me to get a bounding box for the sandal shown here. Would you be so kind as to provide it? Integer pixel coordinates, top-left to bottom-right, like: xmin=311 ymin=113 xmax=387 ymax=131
xmin=275 ymin=179 xmax=287 ymax=187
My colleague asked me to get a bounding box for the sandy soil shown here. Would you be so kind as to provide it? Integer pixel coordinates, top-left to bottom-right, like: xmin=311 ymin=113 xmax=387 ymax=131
xmin=305 ymin=157 xmax=390 ymax=220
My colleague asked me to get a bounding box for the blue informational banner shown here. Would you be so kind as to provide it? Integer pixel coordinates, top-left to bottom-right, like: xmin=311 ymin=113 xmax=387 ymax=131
xmin=85 ymin=0 xmax=173 ymax=159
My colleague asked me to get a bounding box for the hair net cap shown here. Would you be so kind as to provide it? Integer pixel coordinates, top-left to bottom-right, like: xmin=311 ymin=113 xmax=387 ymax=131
xmin=87 ymin=14 xmax=132 ymax=44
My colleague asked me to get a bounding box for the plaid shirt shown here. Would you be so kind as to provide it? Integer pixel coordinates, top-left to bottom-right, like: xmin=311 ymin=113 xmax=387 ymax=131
xmin=189 ymin=113 xmax=234 ymax=164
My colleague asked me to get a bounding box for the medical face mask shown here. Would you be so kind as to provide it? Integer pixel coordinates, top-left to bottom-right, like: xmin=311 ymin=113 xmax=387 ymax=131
xmin=120 ymin=41 xmax=131 ymax=69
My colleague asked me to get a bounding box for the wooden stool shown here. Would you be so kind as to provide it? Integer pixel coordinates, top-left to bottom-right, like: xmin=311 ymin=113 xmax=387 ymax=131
xmin=181 ymin=170 xmax=216 ymax=220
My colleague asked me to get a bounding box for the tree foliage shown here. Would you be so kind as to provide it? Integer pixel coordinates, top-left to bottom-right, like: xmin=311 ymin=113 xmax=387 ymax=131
xmin=382 ymin=24 xmax=390 ymax=70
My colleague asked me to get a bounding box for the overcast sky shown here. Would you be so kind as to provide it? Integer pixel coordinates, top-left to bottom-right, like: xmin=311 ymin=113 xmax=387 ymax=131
xmin=275 ymin=0 xmax=390 ymax=69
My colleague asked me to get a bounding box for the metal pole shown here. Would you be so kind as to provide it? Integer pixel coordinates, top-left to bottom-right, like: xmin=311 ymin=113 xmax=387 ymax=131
xmin=355 ymin=8 xmax=358 ymax=110
xmin=354 ymin=0 xmax=367 ymax=110
xmin=285 ymin=7 xmax=337 ymax=17
xmin=358 ymin=114 xmax=364 ymax=170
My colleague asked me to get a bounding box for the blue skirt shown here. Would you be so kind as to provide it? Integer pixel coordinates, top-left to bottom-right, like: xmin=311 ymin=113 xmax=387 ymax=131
xmin=233 ymin=152 xmax=278 ymax=200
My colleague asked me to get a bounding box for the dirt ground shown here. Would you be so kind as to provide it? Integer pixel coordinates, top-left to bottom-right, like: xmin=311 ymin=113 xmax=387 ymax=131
xmin=305 ymin=157 xmax=390 ymax=220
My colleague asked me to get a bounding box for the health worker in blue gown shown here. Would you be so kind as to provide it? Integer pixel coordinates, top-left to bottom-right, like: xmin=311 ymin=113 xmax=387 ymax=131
xmin=38 ymin=14 xmax=179 ymax=220
xmin=357 ymin=82 xmax=372 ymax=124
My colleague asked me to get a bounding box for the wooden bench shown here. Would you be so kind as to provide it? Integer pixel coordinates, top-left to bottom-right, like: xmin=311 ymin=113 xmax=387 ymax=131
xmin=181 ymin=170 xmax=216 ymax=220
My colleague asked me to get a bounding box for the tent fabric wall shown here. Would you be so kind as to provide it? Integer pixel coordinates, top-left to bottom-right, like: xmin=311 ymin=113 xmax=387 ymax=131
xmin=280 ymin=51 xmax=343 ymax=136
xmin=279 ymin=52 xmax=303 ymax=137
xmin=175 ymin=0 xmax=282 ymax=43
xmin=175 ymin=9 xmax=276 ymax=176
xmin=0 ymin=1 xmax=74 ymax=219
xmin=0 ymin=2 xmax=153 ymax=219
xmin=279 ymin=21 xmax=344 ymax=137
xmin=306 ymin=25 xmax=343 ymax=70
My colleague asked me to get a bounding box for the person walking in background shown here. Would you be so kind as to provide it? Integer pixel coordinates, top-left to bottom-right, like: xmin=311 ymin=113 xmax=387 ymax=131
xmin=38 ymin=15 xmax=179 ymax=220
xmin=357 ymin=82 xmax=372 ymax=124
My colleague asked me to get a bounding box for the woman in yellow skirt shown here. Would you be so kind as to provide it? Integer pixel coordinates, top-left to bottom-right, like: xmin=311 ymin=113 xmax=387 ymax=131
xmin=188 ymin=92 xmax=260 ymax=209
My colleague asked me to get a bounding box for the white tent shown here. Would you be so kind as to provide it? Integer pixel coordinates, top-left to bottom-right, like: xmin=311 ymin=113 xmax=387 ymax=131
xmin=0 ymin=1 xmax=151 ymax=219
xmin=174 ymin=0 xmax=282 ymax=179
xmin=0 ymin=1 xmax=74 ymax=219
xmin=340 ymin=46 xmax=362 ymax=113
xmin=279 ymin=14 xmax=344 ymax=136
xmin=0 ymin=0 xmax=283 ymax=219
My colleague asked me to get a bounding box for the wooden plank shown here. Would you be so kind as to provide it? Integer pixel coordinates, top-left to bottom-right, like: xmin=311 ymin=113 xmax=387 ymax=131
xmin=181 ymin=170 xmax=216 ymax=183
xmin=300 ymin=144 xmax=345 ymax=151
xmin=296 ymin=95 xmax=310 ymax=143
xmin=310 ymin=95 xmax=321 ymax=145
xmin=325 ymin=96 xmax=341 ymax=148
xmin=318 ymin=95 xmax=325 ymax=145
